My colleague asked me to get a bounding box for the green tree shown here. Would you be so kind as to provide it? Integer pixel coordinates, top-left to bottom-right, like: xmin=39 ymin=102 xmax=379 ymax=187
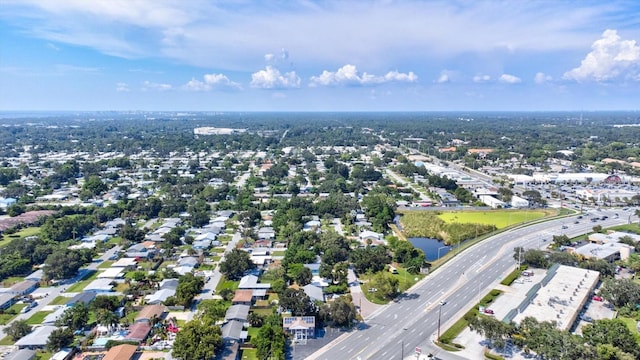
xmin=2 ymin=319 xmax=31 ymax=341
xmin=279 ymin=288 xmax=316 ymax=316
xmin=599 ymin=278 xmax=640 ymax=308
xmin=219 ymin=248 xmax=255 ymax=280
xmin=294 ymin=266 xmax=313 ymax=286
xmin=320 ymin=295 xmax=357 ymax=327
xmin=255 ymin=312 xmax=286 ymax=360
xmin=56 ymin=303 xmax=89 ymax=330
xmin=582 ymin=319 xmax=640 ymax=357
xmin=175 ymin=273 xmax=204 ymax=307
xmin=172 ymin=319 xmax=223 ymax=360
xmin=44 ymin=250 xmax=91 ymax=280
xmin=46 ymin=327 xmax=74 ymax=352
xmin=370 ymin=271 xmax=400 ymax=300
xmin=197 ymin=299 xmax=229 ymax=322
xmin=82 ymin=175 xmax=108 ymax=197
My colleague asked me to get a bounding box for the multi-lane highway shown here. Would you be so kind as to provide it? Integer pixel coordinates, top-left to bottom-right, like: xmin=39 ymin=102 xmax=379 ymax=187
xmin=309 ymin=209 xmax=634 ymax=360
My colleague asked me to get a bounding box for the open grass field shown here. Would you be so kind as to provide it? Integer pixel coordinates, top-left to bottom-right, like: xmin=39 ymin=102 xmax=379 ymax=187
xmin=436 ymin=209 xmax=549 ymax=229
xmin=0 ymin=226 xmax=42 ymax=247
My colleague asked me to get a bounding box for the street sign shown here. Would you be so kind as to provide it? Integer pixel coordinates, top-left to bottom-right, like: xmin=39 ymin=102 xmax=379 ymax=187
xmin=415 ymin=347 xmax=421 ymax=354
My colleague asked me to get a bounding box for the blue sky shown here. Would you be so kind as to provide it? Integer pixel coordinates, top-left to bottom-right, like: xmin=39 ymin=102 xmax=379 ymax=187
xmin=1 ymin=0 xmax=639 ymax=111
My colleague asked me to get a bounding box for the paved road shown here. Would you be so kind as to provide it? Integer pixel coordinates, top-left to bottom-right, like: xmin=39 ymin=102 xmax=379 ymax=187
xmin=196 ymin=232 xmax=241 ymax=301
xmin=308 ymin=209 xmax=633 ymax=360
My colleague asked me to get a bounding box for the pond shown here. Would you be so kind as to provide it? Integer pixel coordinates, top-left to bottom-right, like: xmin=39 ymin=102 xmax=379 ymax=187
xmin=409 ymin=237 xmax=451 ymax=261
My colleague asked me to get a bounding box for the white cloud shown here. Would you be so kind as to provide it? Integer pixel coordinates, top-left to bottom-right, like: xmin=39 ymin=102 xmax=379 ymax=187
xmin=250 ymin=66 xmax=300 ymax=89
xmin=473 ymin=74 xmax=491 ymax=83
xmin=435 ymin=70 xmax=458 ymax=83
xmin=563 ymin=29 xmax=640 ymax=82
xmin=499 ymin=74 xmax=522 ymax=84
xmin=2 ymin=1 xmax=621 ymax=70
xmin=116 ymin=82 xmax=130 ymax=92
xmin=183 ymin=73 xmax=241 ymax=91
xmin=309 ymin=64 xmax=417 ymax=87
xmin=264 ymin=53 xmax=275 ymax=62
xmin=46 ymin=43 xmax=60 ymax=51
xmin=182 ymin=74 xmax=242 ymax=91
xmin=142 ymin=81 xmax=172 ymax=91
xmin=534 ymin=72 xmax=552 ymax=84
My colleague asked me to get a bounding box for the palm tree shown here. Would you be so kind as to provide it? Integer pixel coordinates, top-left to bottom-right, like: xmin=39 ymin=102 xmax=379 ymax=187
xmin=96 ymin=309 xmax=119 ymax=331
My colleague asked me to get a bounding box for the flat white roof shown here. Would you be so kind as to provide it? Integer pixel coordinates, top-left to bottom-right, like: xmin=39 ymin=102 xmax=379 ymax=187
xmin=97 ymin=268 xmax=124 ymax=279
xmin=514 ymin=265 xmax=599 ymax=331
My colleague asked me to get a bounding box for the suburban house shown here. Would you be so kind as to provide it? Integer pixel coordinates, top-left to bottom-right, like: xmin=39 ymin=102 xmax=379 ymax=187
xmin=231 ymin=290 xmax=254 ymax=306
xmin=144 ymin=279 xmax=178 ymax=305
xmin=224 ymin=304 xmax=250 ymax=322
xmin=125 ymin=243 xmax=155 ymax=259
xmin=15 ymin=326 xmax=58 ymax=349
xmin=4 ymin=280 xmax=39 ymax=297
xmin=0 ymin=293 xmax=15 ymax=311
xmin=283 ymin=316 xmax=316 ymax=340
xmin=135 ymin=304 xmax=167 ymax=323
xmin=303 ymin=284 xmax=325 ymax=303
xmin=102 ymin=344 xmax=138 ymax=360
xmin=221 ymin=320 xmax=247 ymax=344
xmin=4 ymin=349 xmax=35 ymax=360
xmin=257 ymin=227 xmax=276 ymax=240
xmin=66 ymin=292 xmax=96 ymax=307
xmin=83 ymin=278 xmax=115 ymax=293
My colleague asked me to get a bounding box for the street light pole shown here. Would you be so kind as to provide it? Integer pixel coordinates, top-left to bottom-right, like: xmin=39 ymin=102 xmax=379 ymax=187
xmin=437 ymin=301 xmax=446 ymax=342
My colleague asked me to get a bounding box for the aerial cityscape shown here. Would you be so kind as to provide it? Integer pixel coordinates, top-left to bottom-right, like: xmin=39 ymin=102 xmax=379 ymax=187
xmin=1 ymin=2 xmax=640 ymax=360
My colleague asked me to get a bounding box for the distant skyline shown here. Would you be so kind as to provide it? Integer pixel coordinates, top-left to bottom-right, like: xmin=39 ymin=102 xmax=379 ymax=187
xmin=1 ymin=1 xmax=639 ymax=112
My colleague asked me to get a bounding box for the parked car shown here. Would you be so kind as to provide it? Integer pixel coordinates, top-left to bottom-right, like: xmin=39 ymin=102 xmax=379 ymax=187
xmin=483 ymin=309 xmax=494 ymax=315
xmin=592 ymin=295 xmax=603 ymax=302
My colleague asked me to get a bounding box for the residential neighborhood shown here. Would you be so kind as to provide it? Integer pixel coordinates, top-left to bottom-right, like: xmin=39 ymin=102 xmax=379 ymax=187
xmin=0 ymin=112 xmax=638 ymax=360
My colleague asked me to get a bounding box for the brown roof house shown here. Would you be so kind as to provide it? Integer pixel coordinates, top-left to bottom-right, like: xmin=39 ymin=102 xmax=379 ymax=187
xmin=231 ymin=290 xmax=254 ymax=306
xmin=134 ymin=304 xmax=167 ymax=323
xmin=102 ymin=344 xmax=138 ymax=360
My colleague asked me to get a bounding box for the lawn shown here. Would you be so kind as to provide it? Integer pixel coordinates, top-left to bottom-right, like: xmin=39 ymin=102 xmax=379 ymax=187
xmin=0 ymin=226 xmax=42 ymax=247
xmin=271 ymin=250 xmax=286 ymax=257
xmin=240 ymin=348 xmax=258 ymax=360
xmin=437 ymin=210 xmax=549 ymax=229
xmin=247 ymin=327 xmax=260 ymax=342
xmin=98 ymin=260 xmax=114 ymax=269
xmin=1 ymin=276 xmax=25 ymax=287
xmin=617 ymin=316 xmax=640 ymax=337
xmin=199 ymin=264 xmax=216 ymax=271
xmin=107 ymin=236 xmax=122 ymax=245
xmin=0 ymin=336 xmax=14 ymax=345
xmin=215 ymin=278 xmax=239 ymax=292
xmin=49 ymin=296 xmax=70 ymax=305
xmin=26 ymin=310 xmax=53 ymax=325
xmin=0 ymin=303 xmax=26 ymax=325
xmin=65 ymin=270 xmax=98 ymax=292
xmin=35 ymin=350 xmax=51 ymax=360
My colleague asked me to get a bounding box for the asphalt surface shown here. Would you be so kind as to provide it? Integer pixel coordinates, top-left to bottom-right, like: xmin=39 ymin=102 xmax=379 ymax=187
xmin=308 ymin=209 xmax=634 ymax=360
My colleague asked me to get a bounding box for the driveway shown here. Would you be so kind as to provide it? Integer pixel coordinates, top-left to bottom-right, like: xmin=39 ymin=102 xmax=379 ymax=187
xmin=347 ymin=268 xmax=384 ymax=320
